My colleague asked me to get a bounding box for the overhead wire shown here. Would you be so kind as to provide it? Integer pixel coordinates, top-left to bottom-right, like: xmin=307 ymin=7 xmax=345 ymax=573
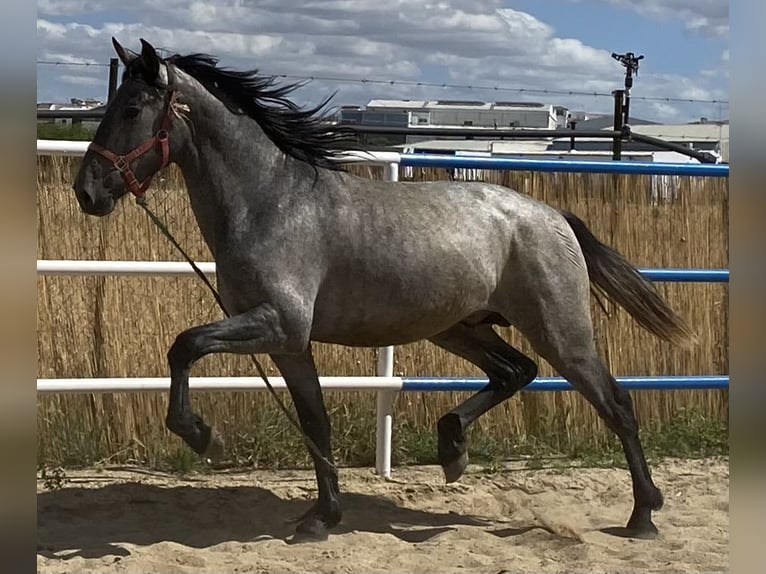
xmin=36 ymin=60 xmax=730 ymax=105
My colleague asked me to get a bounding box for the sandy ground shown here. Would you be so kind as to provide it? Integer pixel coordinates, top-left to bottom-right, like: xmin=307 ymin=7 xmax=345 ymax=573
xmin=37 ymin=457 xmax=728 ymax=574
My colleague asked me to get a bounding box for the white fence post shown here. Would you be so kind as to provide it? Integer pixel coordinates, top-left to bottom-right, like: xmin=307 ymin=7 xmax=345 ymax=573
xmin=375 ymin=350 xmax=395 ymax=478
xmin=375 ymin=161 xmax=400 ymax=478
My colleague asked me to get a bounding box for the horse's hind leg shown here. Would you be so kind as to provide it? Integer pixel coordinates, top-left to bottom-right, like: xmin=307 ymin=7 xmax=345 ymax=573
xmin=517 ymin=300 xmax=663 ymax=538
xmin=548 ymin=346 xmax=662 ymax=537
xmin=428 ymin=322 xmax=538 ymax=482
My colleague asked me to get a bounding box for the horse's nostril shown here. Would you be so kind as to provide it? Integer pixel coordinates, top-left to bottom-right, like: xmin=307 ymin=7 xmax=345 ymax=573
xmin=73 ymin=180 xmax=113 ymax=215
xmin=81 ymin=191 xmax=95 ymax=207
xmin=74 ymin=183 xmax=95 ymax=208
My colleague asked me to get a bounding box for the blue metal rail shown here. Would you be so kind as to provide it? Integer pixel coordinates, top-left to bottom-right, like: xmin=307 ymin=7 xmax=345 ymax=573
xmin=399 ymin=154 xmax=730 ymax=177
xmin=402 ymin=375 xmax=729 ymax=392
xmin=639 ymin=268 xmax=728 ymax=282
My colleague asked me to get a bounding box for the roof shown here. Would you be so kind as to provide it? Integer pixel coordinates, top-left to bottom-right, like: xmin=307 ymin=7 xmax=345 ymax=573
xmin=365 ymin=99 xmax=553 ymax=112
xmin=628 ymin=123 xmax=729 ymax=142
xmin=37 ymin=101 xmax=104 ymax=111
xmin=397 ymin=136 xmax=723 ymax=162
xmin=398 ymin=139 xmax=561 ymax=154
xmin=574 ymin=115 xmax=659 ymax=130
xmin=366 ymin=99 xmax=428 ymax=109
xmin=397 ymin=139 xmax=658 ymax=159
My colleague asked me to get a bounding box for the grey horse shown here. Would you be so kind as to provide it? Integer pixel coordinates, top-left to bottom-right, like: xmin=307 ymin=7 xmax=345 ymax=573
xmin=73 ymin=38 xmax=694 ymax=542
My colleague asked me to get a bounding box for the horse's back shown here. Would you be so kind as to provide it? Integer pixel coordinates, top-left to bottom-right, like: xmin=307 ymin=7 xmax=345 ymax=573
xmin=306 ymin=174 xmax=589 ymax=345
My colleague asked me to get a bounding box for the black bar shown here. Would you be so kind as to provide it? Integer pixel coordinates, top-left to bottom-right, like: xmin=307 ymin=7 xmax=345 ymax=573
xmin=612 ymin=90 xmax=624 ymax=160
xmin=37 ymin=109 xmax=106 ymax=120
xmin=33 ymin=110 xmax=624 ymax=140
xmin=340 ymin=125 xmax=623 ymax=139
xmin=34 ymin=108 xmax=719 ymax=163
xmin=107 ymin=58 xmax=119 ymax=102
xmin=568 ymin=119 xmax=577 ymax=151
xmin=627 ymin=130 xmax=718 ymax=164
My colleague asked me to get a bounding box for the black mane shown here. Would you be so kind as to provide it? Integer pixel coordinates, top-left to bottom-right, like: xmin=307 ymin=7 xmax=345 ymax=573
xmin=165 ymin=53 xmax=361 ymax=170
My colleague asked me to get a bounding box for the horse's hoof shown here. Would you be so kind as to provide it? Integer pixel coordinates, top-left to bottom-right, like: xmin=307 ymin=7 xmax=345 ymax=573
xmin=629 ymin=526 xmax=659 ymax=540
xmin=202 ymin=428 xmax=225 ymax=463
xmin=289 ymin=516 xmax=330 ymax=544
xmin=442 ymin=451 xmax=468 ymax=483
xmin=624 ymin=506 xmax=660 ymax=539
xmin=603 ymin=518 xmax=659 ymax=540
xmin=625 ymin=519 xmax=659 ymax=540
xmin=437 ymin=414 xmax=468 ymax=483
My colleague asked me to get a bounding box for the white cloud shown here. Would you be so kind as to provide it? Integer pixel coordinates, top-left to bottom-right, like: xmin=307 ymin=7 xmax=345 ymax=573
xmin=36 ymin=1 xmax=728 ymax=122
xmin=60 ymin=75 xmax=105 ymax=86
xmin=590 ymin=0 xmax=728 ymax=38
xmin=647 ymin=102 xmax=681 ymax=121
xmin=37 ymin=0 xmax=112 ymax=16
xmin=39 ymin=51 xmax=100 ymax=66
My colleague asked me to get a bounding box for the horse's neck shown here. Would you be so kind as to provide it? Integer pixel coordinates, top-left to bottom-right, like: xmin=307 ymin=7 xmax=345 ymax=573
xmin=174 ymin=93 xmax=292 ymax=257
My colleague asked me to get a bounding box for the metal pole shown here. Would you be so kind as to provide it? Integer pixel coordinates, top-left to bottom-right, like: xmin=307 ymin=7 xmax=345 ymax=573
xmin=375 ymin=353 xmax=395 ymax=478
xmin=107 ymin=58 xmax=119 ymax=103
xmin=628 ymin=131 xmax=719 ymax=164
xmin=399 ymin=154 xmax=728 ymax=177
xmin=35 ymin=261 xmax=729 ymax=283
xmin=612 ymin=89 xmax=624 ymax=160
xmin=38 ymin=376 xmax=404 ymax=394
xmin=611 ymin=52 xmax=643 ymax=129
xmin=341 ymin=125 xmax=623 ymax=139
xmin=375 ymin=161 xmax=399 ymax=478
xmin=568 ymin=118 xmax=577 ymax=152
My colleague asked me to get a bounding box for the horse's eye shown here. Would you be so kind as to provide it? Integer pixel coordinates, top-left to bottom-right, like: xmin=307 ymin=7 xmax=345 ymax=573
xmin=124 ymin=106 xmax=141 ymax=119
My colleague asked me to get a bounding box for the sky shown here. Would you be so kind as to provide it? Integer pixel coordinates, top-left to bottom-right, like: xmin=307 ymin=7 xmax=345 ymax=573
xmin=36 ymin=0 xmax=729 ymax=124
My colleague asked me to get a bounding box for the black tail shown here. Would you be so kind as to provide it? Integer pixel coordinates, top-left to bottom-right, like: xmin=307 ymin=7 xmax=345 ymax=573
xmin=560 ymin=210 xmax=696 ymax=347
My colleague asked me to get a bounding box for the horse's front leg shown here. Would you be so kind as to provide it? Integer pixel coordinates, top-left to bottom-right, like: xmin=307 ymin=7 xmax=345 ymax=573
xmin=271 ymin=350 xmax=341 ymax=542
xmin=165 ymin=302 xmax=308 ymax=460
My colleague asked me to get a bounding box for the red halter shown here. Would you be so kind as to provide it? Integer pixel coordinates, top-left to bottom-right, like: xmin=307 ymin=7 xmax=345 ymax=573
xmin=88 ymin=89 xmax=177 ymax=199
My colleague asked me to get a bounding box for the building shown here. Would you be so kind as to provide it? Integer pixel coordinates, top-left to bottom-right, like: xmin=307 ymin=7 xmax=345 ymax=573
xmin=543 ymin=117 xmax=728 ymax=162
xmin=339 ymin=99 xmax=568 ymax=140
xmin=339 ymin=98 xmax=728 ymax=163
xmin=37 ymin=98 xmax=105 ymax=131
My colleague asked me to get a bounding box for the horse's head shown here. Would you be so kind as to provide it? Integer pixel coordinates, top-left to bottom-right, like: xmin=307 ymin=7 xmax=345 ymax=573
xmin=73 ymin=38 xmax=182 ymax=216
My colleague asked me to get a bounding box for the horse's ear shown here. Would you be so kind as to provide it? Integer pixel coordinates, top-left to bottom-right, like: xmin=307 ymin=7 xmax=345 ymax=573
xmin=139 ymin=38 xmax=161 ymax=83
xmin=112 ymin=37 xmax=138 ymax=67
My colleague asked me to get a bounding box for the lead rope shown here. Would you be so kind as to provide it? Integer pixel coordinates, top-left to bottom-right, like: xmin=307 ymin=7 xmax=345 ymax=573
xmin=134 ymin=194 xmax=338 ymax=478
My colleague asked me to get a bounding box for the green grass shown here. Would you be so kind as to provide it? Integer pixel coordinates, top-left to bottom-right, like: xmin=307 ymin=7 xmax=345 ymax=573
xmin=38 ymin=405 xmax=728 ymax=476
xmin=532 ymin=408 xmax=729 ymax=469
xmin=640 ymin=408 xmax=729 ymax=458
xmin=37 ymin=122 xmax=95 ymax=141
